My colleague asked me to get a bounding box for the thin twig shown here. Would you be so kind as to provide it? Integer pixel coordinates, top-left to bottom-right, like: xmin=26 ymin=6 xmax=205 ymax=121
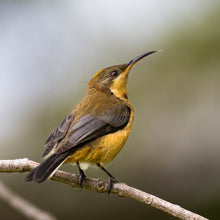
xmin=0 ymin=158 xmax=208 ymax=220
xmin=0 ymin=180 xmax=56 ymax=220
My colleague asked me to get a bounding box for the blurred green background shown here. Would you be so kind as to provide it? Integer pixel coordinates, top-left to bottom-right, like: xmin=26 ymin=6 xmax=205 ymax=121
xmin=1 ymin=1 xmax=220 ymax=219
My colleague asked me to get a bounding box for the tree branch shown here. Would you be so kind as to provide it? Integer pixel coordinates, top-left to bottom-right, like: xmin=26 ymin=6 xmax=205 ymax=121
xmin=0 ymin=158 xmax=208 ymax=220
xmin=0 ymin=180 xmax=56 ymax=220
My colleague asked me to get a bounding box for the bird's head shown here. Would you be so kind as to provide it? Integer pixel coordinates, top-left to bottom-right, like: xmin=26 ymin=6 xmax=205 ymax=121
xmin=88 ymin=51 xmax=157 ymax=99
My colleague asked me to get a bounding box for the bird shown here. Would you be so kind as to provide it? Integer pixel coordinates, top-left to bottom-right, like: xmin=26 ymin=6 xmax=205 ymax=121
xmin=25 ymin=51 xmax=157 ymax=192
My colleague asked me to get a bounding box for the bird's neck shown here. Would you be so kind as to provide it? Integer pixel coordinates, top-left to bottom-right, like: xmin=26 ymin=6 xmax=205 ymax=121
xmin=86 ymin=87 xmax=129 ymax=107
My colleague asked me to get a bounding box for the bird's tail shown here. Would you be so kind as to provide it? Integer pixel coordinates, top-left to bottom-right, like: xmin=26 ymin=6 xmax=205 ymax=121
xmin=24 ymin=151 xmax=71 ymax=183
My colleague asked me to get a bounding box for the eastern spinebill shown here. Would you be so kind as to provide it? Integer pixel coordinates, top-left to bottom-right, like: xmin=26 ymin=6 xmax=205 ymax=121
xmin=25 ymin=51 xmax=157 ymax=192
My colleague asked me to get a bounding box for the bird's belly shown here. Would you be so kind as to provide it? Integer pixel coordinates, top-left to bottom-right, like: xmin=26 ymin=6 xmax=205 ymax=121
xmin=65 ymin=127 xmax=131 ymax=165
xmin=87 ymin=129 xmax=129 ymax=165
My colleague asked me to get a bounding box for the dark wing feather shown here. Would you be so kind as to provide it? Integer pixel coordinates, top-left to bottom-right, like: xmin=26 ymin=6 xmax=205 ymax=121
xmin=55 ymin=105 xmax=131 ymax=154
xmin=42 ymin=114 xmax=74 ymax=157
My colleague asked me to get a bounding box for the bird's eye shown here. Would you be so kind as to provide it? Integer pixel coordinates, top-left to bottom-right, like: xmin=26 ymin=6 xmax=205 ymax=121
xmin=111 ymin=71 xmax=118 ymax=77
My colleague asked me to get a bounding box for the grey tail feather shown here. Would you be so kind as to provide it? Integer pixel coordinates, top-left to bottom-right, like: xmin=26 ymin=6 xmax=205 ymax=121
xmin=24 ymin=151 xmax=71 ymax=183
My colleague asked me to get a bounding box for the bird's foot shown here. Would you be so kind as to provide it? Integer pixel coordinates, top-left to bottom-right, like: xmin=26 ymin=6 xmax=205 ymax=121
xmin=107 ymin=177 xmax=119 ymax=194
xmin=78 ymin=169 xmax=86 ymax=188
xmin=76 ymin=161 xmax=87 ymax=188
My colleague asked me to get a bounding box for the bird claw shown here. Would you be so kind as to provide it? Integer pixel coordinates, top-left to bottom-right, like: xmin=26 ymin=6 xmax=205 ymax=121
xmin=107 ymin=177 xmax=119 ymax=194
xmin=78 ymin=171 xmax=86 ymax=188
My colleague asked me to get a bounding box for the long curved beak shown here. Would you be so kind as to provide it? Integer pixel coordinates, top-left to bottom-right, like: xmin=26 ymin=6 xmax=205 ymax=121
xmin=126 ymin=51 xmax=158 ymax=70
